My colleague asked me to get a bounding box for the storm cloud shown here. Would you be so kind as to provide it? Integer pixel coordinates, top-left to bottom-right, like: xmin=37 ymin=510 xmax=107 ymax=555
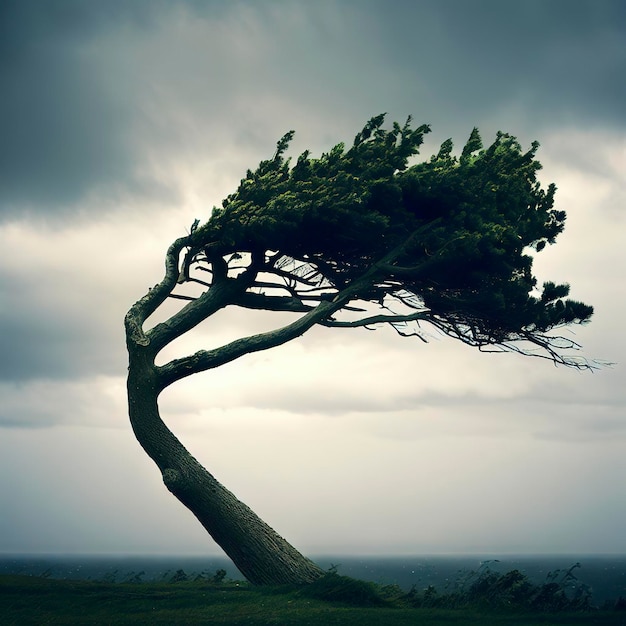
xmin=2 ymin=1 xmax=624 ymax=216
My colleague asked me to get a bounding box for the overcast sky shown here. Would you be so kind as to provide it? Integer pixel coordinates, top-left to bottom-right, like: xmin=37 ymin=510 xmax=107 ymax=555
xmin=1 ymin=0 xmax=625 ymax=559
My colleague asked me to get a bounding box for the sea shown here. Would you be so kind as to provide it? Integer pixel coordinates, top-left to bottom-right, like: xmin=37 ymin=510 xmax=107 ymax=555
xmin=2 ymin=554 xmax=625 ymax=607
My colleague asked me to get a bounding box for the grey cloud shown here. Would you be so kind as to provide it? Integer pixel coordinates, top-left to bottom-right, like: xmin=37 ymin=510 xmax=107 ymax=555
xmin=0 ymin=318 xmax=123 ymax=383
xmin=227 ymin=389 xmax=506 ymax=416
xmin=0 ymin=0 xmax=318 ymax=218
xmin=367 ymin=0 xmax=626 ymax=134
xmin=0 ymin=375 xmax=127 ymax=429
xmin=0 ymin=0 xmax=185 ymax=217
xmin=3 ymin=0 xmax=624 ymax=219
xmin=221 ymin=386 xmax=626 ymax=433
xmin=0 ymin=239 xmax=129 ymax=383
xmin=0 ymin=295 xmax=125 ymax=383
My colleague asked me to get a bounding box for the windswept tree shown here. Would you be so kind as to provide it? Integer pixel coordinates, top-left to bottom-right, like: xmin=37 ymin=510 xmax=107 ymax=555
xmin=125 ymin=115 xmax=593 ymax=585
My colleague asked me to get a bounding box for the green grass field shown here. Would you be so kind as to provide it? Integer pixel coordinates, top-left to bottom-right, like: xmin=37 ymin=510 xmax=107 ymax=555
xmin=1 ymin=574 xmax=624 ymax=626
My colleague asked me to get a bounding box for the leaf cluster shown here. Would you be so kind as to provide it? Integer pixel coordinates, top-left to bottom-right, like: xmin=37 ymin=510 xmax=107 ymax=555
xmin=396 ymin=129 xmax=592 ymax=341
xmin=206 ymin=114 xmax=429 ymax=279
xmin=176 ymin=114 xmax=593 ymax=365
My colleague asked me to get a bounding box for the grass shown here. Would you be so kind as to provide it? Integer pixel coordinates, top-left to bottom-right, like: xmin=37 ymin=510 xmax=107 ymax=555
xmin=2 ymin=572 xmax=625 ymax=626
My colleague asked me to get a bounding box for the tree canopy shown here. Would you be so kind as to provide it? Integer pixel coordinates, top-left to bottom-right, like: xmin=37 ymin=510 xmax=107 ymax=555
xmin=145 ymin=114 xmax=592 ymax=382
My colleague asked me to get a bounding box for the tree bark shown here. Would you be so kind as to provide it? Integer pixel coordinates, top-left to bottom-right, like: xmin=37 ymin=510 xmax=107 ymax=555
xmin=126 ymin=346 xmax=324 ymax=585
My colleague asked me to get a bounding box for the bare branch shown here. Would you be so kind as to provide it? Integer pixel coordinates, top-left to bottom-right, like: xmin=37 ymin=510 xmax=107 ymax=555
xmin=185 ymin=276 xmax=214 ymax=289
xmin=154 ymin=228 xmax=432 ymax=389
xmin=391 ymin=324 xmax=429 ymax=342
xmin=234 ymin=292 xmax=314 ymax=313
xmin=269 ymin=262 xmax=323 ymax=287
xmin=319 ymin=311 xmax=429 ymax=328
xmin=125 ymin=235 xmax=189 ymax=347
xmin=156 ymin=298 xmax=339 ymax=390
xmin=168 ymin=293 xmax=197 ymax=302
xmin=424 ymin=314 xmax=599 ymax=371
xmin=146 ymin=275 xmax=250 ymax=355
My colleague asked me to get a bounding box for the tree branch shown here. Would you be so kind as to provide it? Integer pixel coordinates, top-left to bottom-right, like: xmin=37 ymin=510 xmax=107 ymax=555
xmin=270 ymin=259 xmax=328 ymax=288
xmin=425 ymin=315 xmax=598 ymax=370
xmin=154 ymin=228 xmax=430 ymax=390
xmin=125 ymin=235 xmax=259 ymax=356
xmin=234 ymin=292 xmax=314 ymax=313
xmin=319 ymin=311 xmax=430 ymax=328
xmin=168 ymin=293 xmax=197 ymax=301
xmin=147 ymin=274 xmax=250 ymax=355
xmin=156 ymin=299 xmax=339 ymax=391
xmin=124 ymin=236 xmax=189 ymax=348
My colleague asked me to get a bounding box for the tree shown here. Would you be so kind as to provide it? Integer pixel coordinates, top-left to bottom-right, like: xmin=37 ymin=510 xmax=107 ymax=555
xmin=124 ymin=115 xmax=593 ymax=585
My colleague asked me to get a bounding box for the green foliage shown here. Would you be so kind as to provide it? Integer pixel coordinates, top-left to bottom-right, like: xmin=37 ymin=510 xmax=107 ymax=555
xmin=210 ymin=568 xmax=227 ymax=584
xmin=124 ymin=570 xmax=146 ymax=583
xmin=168 ymin=569 xmax=189 ymax=583
xmin=184 ymin=114 xmax=593 ymax=365
xmin=402 ymin=562 xmax=593 ymax=612
xmin=208 ymin=114 xmax=429 ymax=274
xmin=399 ymin=130 xmax=592 ymax=341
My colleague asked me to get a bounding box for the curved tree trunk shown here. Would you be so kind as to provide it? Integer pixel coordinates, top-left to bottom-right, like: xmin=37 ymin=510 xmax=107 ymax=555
xmin=123 ymin=235 xmax=391 ymax=586
xmin=126 ymin=347 xmax=324 ymax=585
xmin=123 ymin=231 xmax=408 ymax=585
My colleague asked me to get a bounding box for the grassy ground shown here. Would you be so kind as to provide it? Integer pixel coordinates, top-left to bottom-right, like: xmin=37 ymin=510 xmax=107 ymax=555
xmin=1 ymin=575 xmax=624 ymax=626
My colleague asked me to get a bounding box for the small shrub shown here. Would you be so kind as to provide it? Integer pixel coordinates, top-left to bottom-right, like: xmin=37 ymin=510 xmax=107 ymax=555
xmin=190 ymin=568 xmax=229 ymax=584
xmin=300 ymin=573 xmax=386 ymax=607
xmin=211 ymin=568 xmax=227 ymax=584
xmin=400 ymin=563 xmax=594 ymax=612
xmin=100 ymin=569 xmax=119 ymax=583
xmin=168 ymin=569 xmax=189 ymax=583
xmin=123 ymin=570 xmax=145 ymax=584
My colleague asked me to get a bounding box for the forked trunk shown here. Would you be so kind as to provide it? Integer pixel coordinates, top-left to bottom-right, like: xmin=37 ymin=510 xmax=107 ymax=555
xmin=127 ymin=349 xmax=324 ymax=585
